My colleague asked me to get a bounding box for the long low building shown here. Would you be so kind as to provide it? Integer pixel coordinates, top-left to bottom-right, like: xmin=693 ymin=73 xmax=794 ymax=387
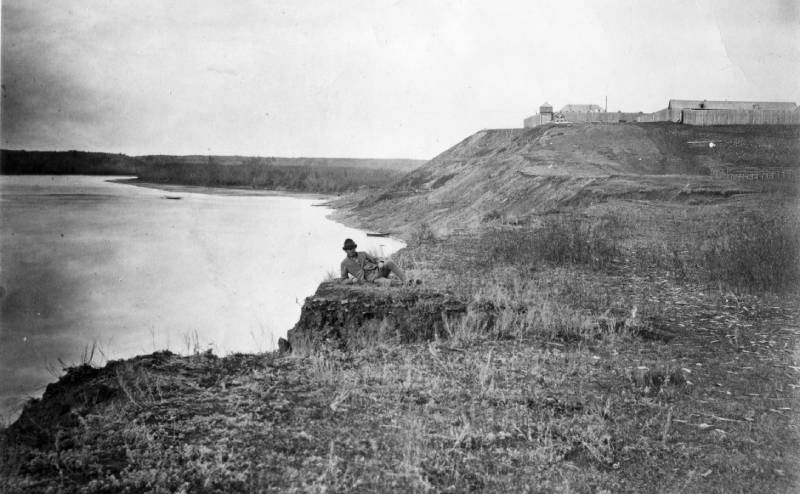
xmin=666 ymin=99 xmax=797 ymax=111
xmin=638 ymin=99 xmax=799 ymax=125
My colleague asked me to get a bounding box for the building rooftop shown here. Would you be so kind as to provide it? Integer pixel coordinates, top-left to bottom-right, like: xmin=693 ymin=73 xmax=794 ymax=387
xmin=668 ymin=99 xmax=797 ymax=111
xmin=560 ymin=104 xmax=603 ymax=113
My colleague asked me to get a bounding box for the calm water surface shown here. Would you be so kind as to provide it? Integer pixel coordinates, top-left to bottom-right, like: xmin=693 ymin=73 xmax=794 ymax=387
xmin=0 ymin=175 xmax=403 ymax=420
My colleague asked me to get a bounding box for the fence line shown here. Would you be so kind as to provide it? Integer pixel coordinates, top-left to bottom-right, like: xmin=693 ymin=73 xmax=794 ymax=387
xmin=708 ymin=166 xmax=798 ymax=181
xmin=636 ymin=109 xmax=683 ymax=123
xmin=636 ymin=108 xmax=800 ymax=125
xmin=525 ymin=111 xmax=647 ymax=127
xmin=681 ymin=109 xmax=800 ymax=126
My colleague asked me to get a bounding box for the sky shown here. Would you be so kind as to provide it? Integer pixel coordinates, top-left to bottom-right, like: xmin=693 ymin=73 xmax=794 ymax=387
xmin=2 ymin=0 xmax=799 ymax=159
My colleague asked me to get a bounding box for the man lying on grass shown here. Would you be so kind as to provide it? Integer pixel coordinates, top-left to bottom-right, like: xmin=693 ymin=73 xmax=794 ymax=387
xmin=340 ymin=238 xmax=407 ymax=285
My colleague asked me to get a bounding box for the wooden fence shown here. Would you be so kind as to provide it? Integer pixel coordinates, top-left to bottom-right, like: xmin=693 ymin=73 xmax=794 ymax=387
xmin=525 ymin=112 xmax=646 ymax=127
xmin=636 ymin=108 xmax=800 ymax=125
xmin=528 ymin=108 xmax=800 ymax=127
xmin=682 ymin=109 xmax=800 ymax=126
xmin=524 ymin=114 xmax=550 ymax=127
xmin=558 ymin=111 xmax=644 ymax=123
xmin=708 ymin=166 xmax=798 ymax=181
xmin=636 ymin=108 xmax=683 ymax=123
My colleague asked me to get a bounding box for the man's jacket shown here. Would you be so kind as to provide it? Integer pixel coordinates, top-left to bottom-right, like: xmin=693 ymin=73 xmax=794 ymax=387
xmin=340 ymin=251 xmax=380 ymax=281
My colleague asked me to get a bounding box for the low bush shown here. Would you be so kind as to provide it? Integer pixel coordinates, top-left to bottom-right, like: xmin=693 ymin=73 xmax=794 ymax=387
xmin=633 ymin=213 xmax=800 ymax=293
xmin=697 ymin=215 xmax=800 ymax=293
xmin=533 ymin=215 xmax=622 ymax=270
xmin=478 ymin=215 xmax=622 ymax=271
xmin=409 ymin=222 xmax=437 ymax=246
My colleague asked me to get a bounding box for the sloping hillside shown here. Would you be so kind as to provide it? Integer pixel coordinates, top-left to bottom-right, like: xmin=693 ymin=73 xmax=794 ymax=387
xmin=344 ymin=123 xmax=799 ymax=234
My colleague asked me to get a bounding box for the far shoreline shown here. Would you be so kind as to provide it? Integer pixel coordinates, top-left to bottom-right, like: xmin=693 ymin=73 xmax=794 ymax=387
xmin=109 ymin=177 xmax=339 ymax=203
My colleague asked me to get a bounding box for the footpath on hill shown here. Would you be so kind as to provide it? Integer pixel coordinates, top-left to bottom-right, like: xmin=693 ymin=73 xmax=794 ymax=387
xmin=2 ymin=123 xmax=799 ymax=493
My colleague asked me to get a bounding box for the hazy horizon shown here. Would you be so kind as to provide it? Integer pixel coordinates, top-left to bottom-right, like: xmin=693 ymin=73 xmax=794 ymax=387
xmin=0 ymin=148 xmax=430 ymax=161
xmin=3 ymin=0 xmax=799 ymax=159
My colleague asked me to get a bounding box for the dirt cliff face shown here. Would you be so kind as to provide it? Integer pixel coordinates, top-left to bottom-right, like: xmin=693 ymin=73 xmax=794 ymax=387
xmin=285 ymin=282 xmax=468 ymax=352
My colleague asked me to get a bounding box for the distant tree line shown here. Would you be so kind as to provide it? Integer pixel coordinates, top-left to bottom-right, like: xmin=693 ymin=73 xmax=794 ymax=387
xmin=135 ymin=155 xmax=423 ymax=172
xmin=1 ymin=150 xmax=141 ymax=175
xmin=137 ymin=158 xmax=404 ymax=193
xmin=1 ymin=150 xmax=416 ymax=193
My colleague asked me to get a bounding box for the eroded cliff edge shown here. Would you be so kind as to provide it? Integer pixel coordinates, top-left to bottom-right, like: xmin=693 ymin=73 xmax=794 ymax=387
xmin=285 ymin=281 xmax=469 ymax=352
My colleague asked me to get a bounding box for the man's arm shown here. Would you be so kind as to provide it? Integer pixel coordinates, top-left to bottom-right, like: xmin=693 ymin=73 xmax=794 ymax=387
xmin=341 ymin=259 xmax=363 ymax=282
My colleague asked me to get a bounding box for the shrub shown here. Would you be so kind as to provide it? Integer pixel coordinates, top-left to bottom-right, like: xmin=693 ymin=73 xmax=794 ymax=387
xmin=697 ymin=215 xmax=800 ymax=293
xmin=482 ymin=209 xmax=502 ymax=223
xmin=533 ymin=216 xmax=621 ymax=270
xmin=410 ymin=222 xmax=437 ymax=246
xmin=630 ymin=212 xmax=799 ymax=293
xmin=478 ymin=216 xmax=622 ymax=270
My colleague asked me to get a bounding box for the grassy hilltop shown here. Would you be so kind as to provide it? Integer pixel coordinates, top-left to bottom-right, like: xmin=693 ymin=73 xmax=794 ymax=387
xmin=2 ymin=123 xmax=799 ymax=493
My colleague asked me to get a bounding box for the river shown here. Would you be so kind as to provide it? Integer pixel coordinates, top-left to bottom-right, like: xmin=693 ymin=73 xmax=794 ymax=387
xmin=0 ymin=175 xmax=404 ymax=421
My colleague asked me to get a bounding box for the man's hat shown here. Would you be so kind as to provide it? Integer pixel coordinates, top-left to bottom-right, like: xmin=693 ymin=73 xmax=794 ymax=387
xmin=342 ymin=238 xmax=357 ymax=251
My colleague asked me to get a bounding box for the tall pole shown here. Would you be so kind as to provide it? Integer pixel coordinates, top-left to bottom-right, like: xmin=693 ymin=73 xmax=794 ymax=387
xmin=605 ymin=95 xmax=608 ymax=112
